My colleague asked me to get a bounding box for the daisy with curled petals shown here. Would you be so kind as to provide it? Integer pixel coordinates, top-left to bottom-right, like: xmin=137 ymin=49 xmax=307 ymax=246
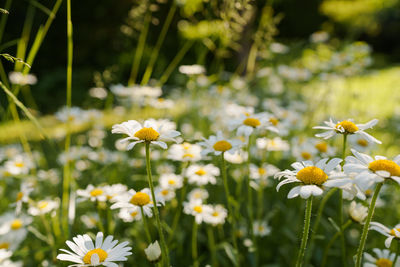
xmin=56 ymin=232 xmax=132 ymax=267
xmin=228 ymin=112 xmax=278 ymax=137
xmin=363 ymin=248 xmax=400 ymax=267
xmin=344 ymin=149 xmax=400 ymax=185
xmin=274 ymin=158 xmax=342 ymax=199
xmin=198 ymin=131 xmax=242 ymax=156
xmin=313 ymin=118 xmax=381 ymax=144
xmin=111 ymin=119 xmax=181 ymax=150
xmin=370 ymin=222 xmax=400 ymax=248
xmin=110 ymin=188 xmax=163 ymax=217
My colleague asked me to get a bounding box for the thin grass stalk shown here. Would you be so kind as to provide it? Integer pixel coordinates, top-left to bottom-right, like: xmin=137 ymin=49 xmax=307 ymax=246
xmin=141 ymin=206 xmax=152 ymax=243
xmin=0 ymin=0 xmax=13 ymax=43
xmin=192 ymin=221 xmax=199 ymax=267
xmin=339 ymin=134 xmax=348 ymax=266
xmin=141 ymin=2 xmax=176 ymax=85
xmin=295 ymin=196 xmax=313 ymax=267
xmin=207 ymin=226 xmax=218 ymax=267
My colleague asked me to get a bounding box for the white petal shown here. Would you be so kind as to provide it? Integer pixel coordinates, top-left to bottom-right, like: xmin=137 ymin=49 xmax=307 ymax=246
xmin=287 ymin=186 xmax=301 ymax=199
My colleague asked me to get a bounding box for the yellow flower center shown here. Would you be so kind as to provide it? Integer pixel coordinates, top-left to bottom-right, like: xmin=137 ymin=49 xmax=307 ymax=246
xmin=296 ymin=166 xmax=328 ymax=185
xmin=16 ymin=192 xmax=23 ymax=201
xmin=183 ymin=153 xmax=194 ymax=158
xmin=357 ymin=139 xmax=369 ymax=147
xmin=161 ymin=190 xmax=169 ymax=196
xmin=213 ymin=140 xmax=232 ymax=152
xmin=390 ymin=228 xmax=400 ymax=236
xmin=90 ymin=189 xmax=104 ymax=197
xmin=375 ymin=258 xmax=393 ymax=267
xmin=195 ymin=169 xmax=206 ymax=176
xmin=168 ymin=180 xmax=176 ymax=185
xmin=14 ymin=162 xmax=24 ymax=168
xmin=368 ymin=160 xmax=400 ymax=177
xmin=83 ymin=248 xmax=108 ymax=264
xmin=315 ymin=142 xmax=328 ymax=153
xmin=130 ymin=192 xmax=151 ymax=206
xmin=38 ymin=201 xmax=49 ymax=210
xmin=212 ymin=212 xmax=219 ymax=217
xmin=301 ymin=152 xmax=312 ymax=160
xmin=10 ymin=219 xmax=23 ymax=230
xmin=0 ymin=243 xmax=9 ymax=249
xmin=335 ymin=120 xmax=359 ymax=134
xmin=243 ymin=118 xmax=261 ymax=128
xmin=193 ymin=206 xmax=202 ymax=213
xmin=269 ymin=118 xmax=279 ymax=126
xmin=134 ymin=127 xmax=160 ymax=141
xmin=258 ymin=168 xmax=266 ymax=175
xmin=131 ymin=211 xmax=138 ymax=217
xmin=258 ymin=226 xmax=264 ymax=231
xmin=183 ymin=143 xmax=191 ymax=149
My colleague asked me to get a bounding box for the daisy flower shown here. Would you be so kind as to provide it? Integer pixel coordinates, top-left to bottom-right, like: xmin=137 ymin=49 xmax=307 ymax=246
xmin=204 ymin=205 xmax=228 ymax=226
xmin=179 ymin=64 xmax=205 ymax=75
xmin=159 ymin=173 xmax=183 ymax=190
xmin=348 ymin=201 xmax=368 ymax=223
xmin=144 ymin=241 xmax=161 ymax=263
xmin=274 ymin=158 xmax=342 ymax=199
xmin=111 ymin=188 xmax=163 ymax=217
xmin=56 ymin=232 xmax=132 ymax=266
xmin=117 ymin=207 xmax=142 ymax=223
xmin=167 ymin=143 xmax=202 ymax=162
xmin=155 ymin=186 xmax=176 ymax=202
xmin=228 ymin=112 xmax=278 ymax=136
xmin=9 ymin=71 xmax=37 ymax=85
xmin=186 ymin=164 xmax=220 ymax=186
xmin=28 ymin=199 xmax=59 ymax=216
xmin=363 ymin=248 xmax=400 ymax=267
xmin=187 ymin=188 xmax=209 ymax=202
xmin=370 ymin=222 xmax=400 ymax=248
xmin=111 ymin=119 xmax=180 ymax=150
xmin=15 ymin=181 xmax=34 ymax=213
xmin=183 ymin=200 xmax=212 ymax=224
xmin=344 ymin=149 xmax=400 ymax=185
xmin=256 ymin=137 xmax=290 ymax=151
xmin=198 ymin=131 xmax=242 ymax=156
xmin=0 ymin=249 xmax=22 ymax=267
xmin=313 ymin=118 xmax=381 ymax=144
xmin=77 ymin=185 xmax=107 ymax=202
xmin=253 ymin=221 xmax=271 ymax=237
xmin=4 ymin=154 xmax=34 ymax=176
xmin=103 ymin=184 xmax=128 ymax=203
xmin=0 ymin=213 xmax=31 ymax=244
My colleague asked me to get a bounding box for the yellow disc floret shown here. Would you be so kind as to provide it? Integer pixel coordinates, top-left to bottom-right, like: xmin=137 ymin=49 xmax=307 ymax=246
xmin=0 ymin=243 xmax=9 ymax=249
xmin=195 ymin=169 xmax=206 ymax=176
xmin=335 ymin=120 xmax=359 ymax=134
xmin=213 ymin=140 xmax=232 ymax=152
xmin=83 ymin=248 xmax=108 ymax=264
xmin=193 ymin=206 xmax=202 ymax=213
xmin=243 ymin=118 xmax=261 ymax=128
xmin=390 ymin=228 xmax=400 ymax=237
xmin=90 ymin=188 xmax=104 ymax=197
xmin=130 ymin=192 xmax=151 ymax=206
xmin=368 ymin=160 xmax=400 ymax=177
xmin=16 ymin=192 xmax=23 ymax=201
xmin=296 ymin=166 xmax=328 ymax=185
xmin=134 ymin=127 xmax=160 ymax=141
xmin=357 ymin=139 xmax=369 ymax=147
xmin=269 ymin=118 xmax=279 ymax=126
xmin=301 ymin=152 xmax=312 ymax=160
xmin=212 ymin=212 xmax=219 ymax=217
xmin=38 ymin=201 xmax=49 ymax=210
xmin=315 ymin=142 xmax=328 ymax=153
xmin=10 ymin=219 xmax=23 ymax=230
xmin=375 ymin=258 xmax=393 ymax=267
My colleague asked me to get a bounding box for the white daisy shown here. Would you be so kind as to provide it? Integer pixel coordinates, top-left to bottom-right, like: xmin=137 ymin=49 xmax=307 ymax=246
xmin=117 ymin=207 xmax=142 ymax=223
xmin=111 ymin=188 xmax=163 ymax=217
xmin=167 ymin=143 xmax=202 ymax=162
xmin=348 ymin=201 xmax=368 ymax=223
xmin=313 ymin=118 xmax=381 ymax=144
xmin=0 ymin=249 xmax=22 ymax=267
xmin=28 ymin=199 xmax=59 ymax=216
xmin=256 ymin=137 xmax=290 ymax=151
xmin=77 ymin=185 xmax=107 ymax=202
xmin=228 ymin=112 xmax=278 ymax=137
xmin=186 ymin=164 xmax=220 ymax=186
xmin=187 ymin=188 xmax=209 ymax=202
xmin=343 ymin=149 xmax=400 ymax=185
xmin=363 ymin=248 xmax=400 ymax=267
xmin=144 ymin=241 xmax=161 ymax=263
xmin=15 ymin=181 xmax=34 ymax=214
xmin=155 ymin=186 xmax=176 ymax=202
xmin=0 ymin=213 xmax=31 ymax=245
xmin=159 ymin=173 xmax=183 ymax=190
xmin=183 ymin=200 xmax=212 ymax=224
xmin=204 ymin=205 xmax=228 ymax=226
xmin=9 ymin=71 xmax=37 ymax=85
xmin=274 ymin=158 xmax=343 ymax=199
xmin=111 ymin=119 xmax=180 ymax=150
xmin=103 ymin=184 xmax=128 ymax=203
xmin=198 ymin=131 xmax=242 ymax=156
xmin=56 ymin=232 xmax=132 ymax=266
xmin=370 ymin=222 xmax=400 ymax=248
xmin=179 ymin=64 xmax=205 ymax=75
xmin=253 ymin=221 xmax=271 ymax=237
xmin=4 ymin=155 xmax=34 ymax=176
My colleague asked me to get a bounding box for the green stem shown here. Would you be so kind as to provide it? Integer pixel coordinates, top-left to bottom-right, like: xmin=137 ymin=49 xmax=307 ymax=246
xmin=295 ymin=196 xmax=313 ymax=267
xmin=355 ymin=182 xmax=383 ymax=267
xmin=321 ymin=219 xmax=352 ymax=267
xmin=220 ymin=152 xmax=239 ymax=266
xmin=141 ymin=2 xmax=176 ymax=85
xmin=192 ymin=221 xmax=199 ymax=267
xmin=168 ymin=179 xmax=187 ymax=243
xmin=339 ymin=134 xmax=348 ymax=266
xmin=141 ymin=206 xmax=152 ymax=243
xmin=145 ymin=143 xmax=170 ymax=267
xmin=394 ymin=241 xmax=400 ymax=266
xmin=247 ymin=135 xmax=254 ymax=235
xmin=95 ymin=201 xmax=105 ymax=233
xmin=207 ymin=226 xmax=218 ymax=267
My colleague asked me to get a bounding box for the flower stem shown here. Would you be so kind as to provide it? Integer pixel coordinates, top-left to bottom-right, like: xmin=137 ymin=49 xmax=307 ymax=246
xmin=394 ymin=241 xmax=400 ymax=265
xmin=220 ymin=152 xmax=239 ymax=266
xmin=192 ymin=221 xmax=199 ymax=267
xmin=141 ymin=206 xmax=152 ymax=243
xmin=321 ymin=219 xmax=352 ymax=267
xmin=247 ymin=135 xmax=254 ymax=235
xmin=207 ymin=226 xmax=218 ymax=267
xmin=295 ymin=196 xmax=313 ymax=267
xmin=339 ymin=134 xmax=348 ymax=267
xmin=145 ymin=143 xmax=170 ymax=267
xmin=355 ymin=182 xmax=383 ymax=267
